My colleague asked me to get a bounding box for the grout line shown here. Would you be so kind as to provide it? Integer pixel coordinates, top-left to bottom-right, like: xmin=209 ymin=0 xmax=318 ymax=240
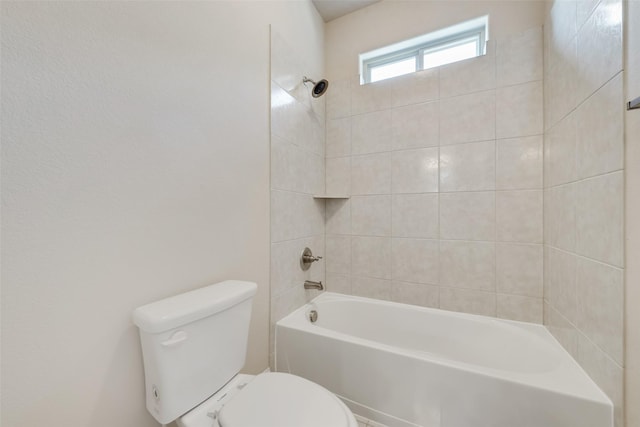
xmin=330 ymin=132 xmax=546 ymax=160
xmin=437 ymin=89 xmax=442 ymax=309
xmin=544 ymin=69 xmax=623 ymax=133
xmin=493 ymin=53 xmax=499 ymax=318
xmin=545 ymin=168 xmax=624 ymax=190
xmin=348 ymin=94 xmax=354 ymax=295
xmin=546 ymin=298 xmax=623 ymax=369
xmin=327 ymin=233 xmax=544 ymax=246
xmin=544 ymin=244 xmax=624 ymax=271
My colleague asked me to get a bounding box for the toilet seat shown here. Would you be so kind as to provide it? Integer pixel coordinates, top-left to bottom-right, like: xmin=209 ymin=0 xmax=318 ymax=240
xmin=218 ymin=372 xmax=355 ymax=427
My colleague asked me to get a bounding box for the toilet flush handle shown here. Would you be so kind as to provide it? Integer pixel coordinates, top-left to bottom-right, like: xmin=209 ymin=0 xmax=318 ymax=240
xmin=161 ymin=330 xmax=188 ymax=347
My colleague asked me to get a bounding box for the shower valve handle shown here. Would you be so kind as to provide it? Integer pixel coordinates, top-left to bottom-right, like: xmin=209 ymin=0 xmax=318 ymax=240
xmin=300 ymin=247 xmax=322 ymax=270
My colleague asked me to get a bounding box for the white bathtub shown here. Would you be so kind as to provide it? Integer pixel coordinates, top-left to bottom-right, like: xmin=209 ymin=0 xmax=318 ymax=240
xmin=275 ymin=292 xmax=612 ymax=427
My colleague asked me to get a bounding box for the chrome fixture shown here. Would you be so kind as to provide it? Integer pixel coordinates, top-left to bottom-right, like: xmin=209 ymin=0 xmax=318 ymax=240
xmin=629 ymin=95 xmax=640 ymax=110
xmin=303 ymin=76 xmax=329 ymax=98
xmin=309 ymin=310 xmax=318 ymax=323
xmin=300 ymin=247 xmax=323 ymax=270
xmin=304 ymin=280 xmax=324 ymax=290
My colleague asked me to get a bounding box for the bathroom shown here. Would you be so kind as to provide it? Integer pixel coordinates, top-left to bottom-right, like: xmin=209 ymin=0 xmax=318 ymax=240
xmin=1 ymin=0 xmax=639 ymax=426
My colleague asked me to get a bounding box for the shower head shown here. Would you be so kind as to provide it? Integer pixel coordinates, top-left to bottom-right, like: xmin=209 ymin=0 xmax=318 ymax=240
xmin=303 ymin=76 xmax=329 ymax=98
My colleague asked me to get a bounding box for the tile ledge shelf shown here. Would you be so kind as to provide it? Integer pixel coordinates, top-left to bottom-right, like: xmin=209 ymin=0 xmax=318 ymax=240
xmin=313 ymin=194 xmax=350 ymax=199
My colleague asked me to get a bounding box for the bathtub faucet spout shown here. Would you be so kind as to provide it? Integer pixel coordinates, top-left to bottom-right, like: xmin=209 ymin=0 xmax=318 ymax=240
xmin=304 ymin=280 xmax=324 ymax=290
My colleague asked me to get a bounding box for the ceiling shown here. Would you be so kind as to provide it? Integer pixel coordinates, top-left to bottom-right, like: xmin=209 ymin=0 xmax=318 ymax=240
xmin=312 ymin=0 xmax=382 ymax=22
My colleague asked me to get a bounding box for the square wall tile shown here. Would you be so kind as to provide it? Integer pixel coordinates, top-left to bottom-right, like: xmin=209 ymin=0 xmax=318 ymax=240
xmin=352 ymin=236 xmax=392 ymax=279
xmin=546 ymin=0 xmax=577 ymax=72
xmin=391 ymin=238 xmax=439 ymax=285
xmin=391 ymin=67 xmax=439 ymax=107
xmin=577 ymin=334 xmax=624 ymax=427
xmin=325 ymin=235 xmax=351 ymax=275
xmin=351 ymin=195 xmax=392 ymax=236
xmin=440 ymin=90 xmax=496 ymax=145
xmin=439 ymin=240 xmax=496 ymax=291
xmin=439 ymin=51 xmax=496 ymax=98
xmin=544 ymin=302 xmax=579 ymax=358
xmin=271 ymin=31 xmax=303 ymax=96
xmin=439 ymin=192 xmax=495 ymax=241
xmin=576 ymin=72 xmax=624 ymax=179
xmin=326 ymin=199 xmax=351 ymax=235
xmin=327 ymin=273 xmax=351 ymax=294
xmin=545 ymin=112 xmax=577 ymax=187
xmin=271 ymin=285 xmax=307 ymax=331
xmin=544 ymin=39 xmax=579 ymax=130
xmin=391 ymin=148 xmax=439 ymax=194
xmin=497 ymin=294 xmax=543 ymax=323
xmin=326 ymin=117 xmax=351 ymax=158
xmin=577 ymin=0 xmax=623 ymax=101
xmin=391 ymin=281 xmax=439 ymax=308
xmin=271 ymin=134 xmax=297 ymax=192
xmin=440 ymin=140 xmax=496 ymax=192
xmin=351 ymin=153 xmax=391 ymax=195
xmin=575 ymin=172 xmax=623 ymax=267
xmin=496 ymin=81 xmax=543 ymax=139
xmin=352 ymin=276 xmax=392 ymax=300
xmin=271 ymin=190 xmax=324 ymax=242
xmin=326 ymin=78 xmax=351 ymax=119
xmin=271 ymin=82 xmax=300 ymax=143
xmin=496 ymin=135 xmax=543 ymax=190
xmin=391 ymin=101 xmax=439 ymax=150
xmin=496 ymin=27 xmax=543 ymax=87
xmin=544 ymin=246 xmax=578 ymax=324
xmin=440 ymin=287 xmax=496 ymax=317
xmin=577 ymin=0 xmax=600 ymax=29
xmin=352 ymin=110 xmax=392 ymax=155
xmin=326 ymin=157 xmax=351 ymax=195
xmin=576 ymin=257 xmax=623 ymax=365
xmin=496 ymin=243 xmax=543 ymax=297
xmin=351 ymin=76 xmax=392 ymax=115
xmin=391 ymin=193 xmax=439 ymax=239
xmin=544 ymin=184 xmax=576 ymax=252
xmin=271 ymin=235 xmax=324 ymax=298
xmin=304 ymin=111 xmax=326 ymax=157
xmin=496 ymin=190 xmax=543 ymax=243
xmin=272 ymin=136 xmax=324 ymax=194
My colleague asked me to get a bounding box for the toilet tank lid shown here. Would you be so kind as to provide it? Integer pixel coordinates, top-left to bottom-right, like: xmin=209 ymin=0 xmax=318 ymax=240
xmin=133 ymin=280 xmax=257 ymax=333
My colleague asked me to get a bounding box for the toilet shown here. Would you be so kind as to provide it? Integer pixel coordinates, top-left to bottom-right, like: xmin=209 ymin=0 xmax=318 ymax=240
xmin=133 ymin=280 xmax=357 ymax=427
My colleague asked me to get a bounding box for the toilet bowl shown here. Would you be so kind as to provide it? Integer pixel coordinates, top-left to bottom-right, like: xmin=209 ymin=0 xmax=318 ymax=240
xmin=133 ymin=280 xmax=357 ymax=427
xmin=178 ymin=372 xmax=357 ymax=427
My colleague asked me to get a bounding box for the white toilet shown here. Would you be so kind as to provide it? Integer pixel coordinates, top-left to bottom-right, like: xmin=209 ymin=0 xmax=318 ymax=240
xmin=133 ymin=280 xmax=357 ymax=427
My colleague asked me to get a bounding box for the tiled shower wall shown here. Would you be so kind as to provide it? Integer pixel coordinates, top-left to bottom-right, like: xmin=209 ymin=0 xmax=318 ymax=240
xmin=269 ymin=31 xmax=325 ymax=367
xmin=542 ymin=0 xmax=624 ymax=425
xmin=324 ymin=28 xmax=545 ymax=322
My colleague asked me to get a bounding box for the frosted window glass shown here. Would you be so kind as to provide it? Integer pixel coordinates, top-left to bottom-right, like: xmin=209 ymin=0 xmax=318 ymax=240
xmin=423 ymin=40 xmax=478 ymax=70
xmin=370 ymin=57 xmax=416 ymax=83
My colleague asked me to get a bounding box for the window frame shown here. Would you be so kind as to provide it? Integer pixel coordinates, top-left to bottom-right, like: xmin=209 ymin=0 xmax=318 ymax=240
xmin=360 ymin=17 xmax=488 ymax=84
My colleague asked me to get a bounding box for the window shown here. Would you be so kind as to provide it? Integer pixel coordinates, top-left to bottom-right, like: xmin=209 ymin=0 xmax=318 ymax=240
xmin=360 ymin=16 xmax=489 ymax=84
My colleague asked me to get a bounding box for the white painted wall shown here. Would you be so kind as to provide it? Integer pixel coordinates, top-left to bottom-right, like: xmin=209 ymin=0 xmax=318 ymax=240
xmin=0 ymin=1 xmax=323 ymax=426
xmin=325 ymin=0 xmax=545 ymax=80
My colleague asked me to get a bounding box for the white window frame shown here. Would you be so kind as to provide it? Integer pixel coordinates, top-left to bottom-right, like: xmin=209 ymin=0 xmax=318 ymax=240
xmin=360 ymin=16 xmax=489 ymax=84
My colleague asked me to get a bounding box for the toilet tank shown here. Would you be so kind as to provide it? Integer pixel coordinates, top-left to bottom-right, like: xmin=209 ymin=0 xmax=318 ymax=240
xmin=133 ymin=280 xmax=257 ymax=425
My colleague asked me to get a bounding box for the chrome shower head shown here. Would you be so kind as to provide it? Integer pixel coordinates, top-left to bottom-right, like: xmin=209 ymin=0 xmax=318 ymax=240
xmin=303 ymin=76 xmax=329 ymax=98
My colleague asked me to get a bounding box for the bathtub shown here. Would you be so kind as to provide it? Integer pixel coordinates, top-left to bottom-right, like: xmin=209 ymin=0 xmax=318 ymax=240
xmin=275 ymin=292 xmax=612 ymax=427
